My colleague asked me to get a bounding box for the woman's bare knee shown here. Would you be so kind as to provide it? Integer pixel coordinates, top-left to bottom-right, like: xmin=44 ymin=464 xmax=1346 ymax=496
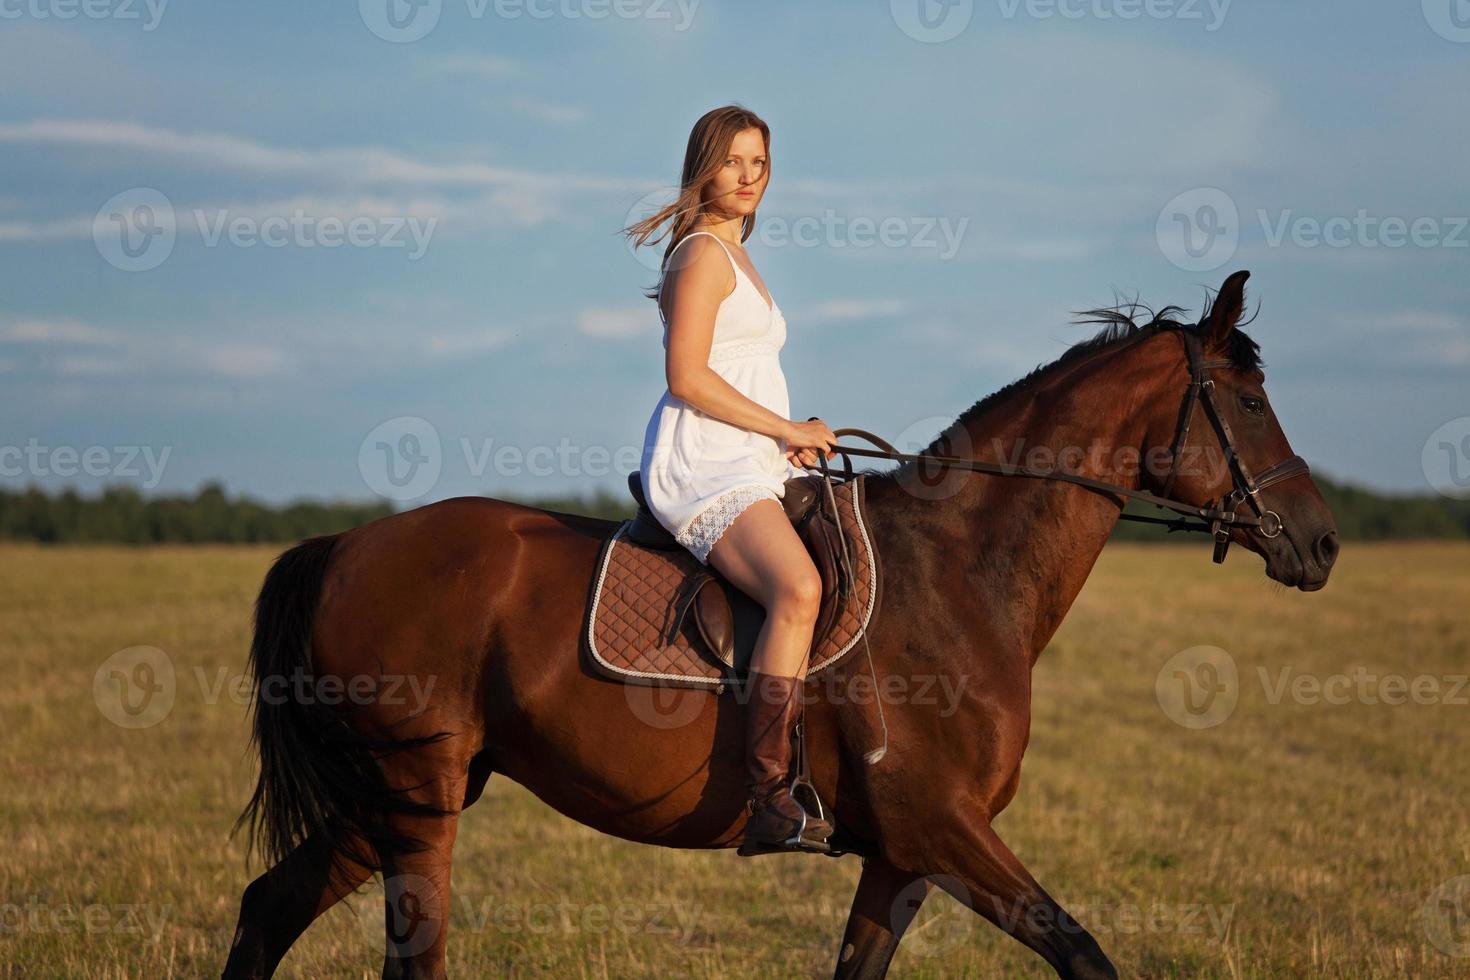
xmin=705 ymin=499 xmax=822 ymax=621
xmin=767 ymin=561 xmax=822 ymax=624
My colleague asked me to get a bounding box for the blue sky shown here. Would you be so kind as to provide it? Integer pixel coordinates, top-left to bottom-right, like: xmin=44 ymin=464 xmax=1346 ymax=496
xmin=2 ymin=0 xmax=1467 ymax=504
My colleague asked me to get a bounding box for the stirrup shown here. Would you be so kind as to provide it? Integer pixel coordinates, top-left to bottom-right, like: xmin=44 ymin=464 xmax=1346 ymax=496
xmin=736 ymin=782 xmax=835 ymax=857
xmin=790 ymin=773 xmax=829 ymax=830
xmin=736 ymin=823 xmax=835 ymax=857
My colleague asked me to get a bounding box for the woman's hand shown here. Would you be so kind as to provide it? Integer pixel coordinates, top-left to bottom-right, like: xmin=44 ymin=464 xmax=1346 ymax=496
xmin=783 ymin=417 xmax=837 ymax=470
xmin=785 ymin=447 xmax=823 ymax=468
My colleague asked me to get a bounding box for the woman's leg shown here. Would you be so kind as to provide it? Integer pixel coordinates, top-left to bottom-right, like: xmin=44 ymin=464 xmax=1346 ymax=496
xmin=706 ymin=497 xmax=832 ymax=850
xmin=705 ymin=497 xmax=823 ymax=677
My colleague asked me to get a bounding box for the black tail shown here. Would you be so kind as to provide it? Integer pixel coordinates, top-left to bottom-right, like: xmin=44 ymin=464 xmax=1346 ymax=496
xmin=233 ymin=534 xmax=450 ymax=873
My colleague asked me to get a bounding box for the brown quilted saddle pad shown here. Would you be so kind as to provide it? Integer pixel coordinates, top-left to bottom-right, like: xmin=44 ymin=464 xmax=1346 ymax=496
xmin=583 ymin=475 xmax=880 ymax=692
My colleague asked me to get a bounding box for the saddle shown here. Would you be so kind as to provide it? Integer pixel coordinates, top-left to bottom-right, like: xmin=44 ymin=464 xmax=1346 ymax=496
xmin=583 ymin=472 xmax=879 ymax=691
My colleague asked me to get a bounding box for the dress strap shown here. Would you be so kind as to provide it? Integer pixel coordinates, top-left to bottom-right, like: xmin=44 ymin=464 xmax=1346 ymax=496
xmin=666 ymin=229 xmax=737 ymax=272
xmin=660 ymin=230 xmax=742 ymax=323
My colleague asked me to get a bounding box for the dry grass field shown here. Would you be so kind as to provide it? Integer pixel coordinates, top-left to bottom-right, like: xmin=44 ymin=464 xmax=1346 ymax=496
xmin=3 ymin=540 xmax=1468 ymax=978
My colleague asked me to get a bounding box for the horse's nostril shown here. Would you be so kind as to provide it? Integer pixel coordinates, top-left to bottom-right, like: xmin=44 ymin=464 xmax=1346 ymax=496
xmin=1313 ymin=530 xmax=1340 ymax=569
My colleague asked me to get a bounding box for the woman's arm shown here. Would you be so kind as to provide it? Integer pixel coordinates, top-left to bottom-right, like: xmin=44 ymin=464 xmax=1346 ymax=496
xmin=661 ymin=236 xmax=794 ymax=444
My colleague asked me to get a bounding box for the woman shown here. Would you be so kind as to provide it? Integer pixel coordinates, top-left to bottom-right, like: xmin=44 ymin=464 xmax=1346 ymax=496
xmin=624 ymin=105 xmax=838 ymax=854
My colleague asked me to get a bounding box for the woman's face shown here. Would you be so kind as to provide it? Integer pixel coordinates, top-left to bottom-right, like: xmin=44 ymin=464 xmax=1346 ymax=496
xmin=702 ymin=127 xmax=767 ymax=220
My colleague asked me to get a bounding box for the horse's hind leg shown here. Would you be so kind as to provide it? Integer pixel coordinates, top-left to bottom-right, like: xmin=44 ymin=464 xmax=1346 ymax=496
xmin=221 ymin=834 xmax=374 ymax=980
xmin=831 ymin=858 xmax=930 ymax=979
xmin=939 ymin=822 xmax=1116 ymax=980
xmin=376 ymin=756 xmax=469 ymax=980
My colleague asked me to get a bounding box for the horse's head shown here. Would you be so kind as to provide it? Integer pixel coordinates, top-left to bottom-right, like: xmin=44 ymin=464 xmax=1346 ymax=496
xmin=1144 ymin=270 xmax=1339 ymax=591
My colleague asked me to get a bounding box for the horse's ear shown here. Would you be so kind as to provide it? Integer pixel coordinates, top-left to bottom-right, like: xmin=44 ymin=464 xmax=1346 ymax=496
xmin=1202 ymin=270 xmax=1250 ymax=351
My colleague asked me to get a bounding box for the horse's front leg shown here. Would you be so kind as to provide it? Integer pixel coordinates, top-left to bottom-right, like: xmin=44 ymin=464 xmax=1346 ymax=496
xmin=932 ymin=820 xmax=1116 ymax=980
xmin=830 ymin=856 xmax=930 ymax=980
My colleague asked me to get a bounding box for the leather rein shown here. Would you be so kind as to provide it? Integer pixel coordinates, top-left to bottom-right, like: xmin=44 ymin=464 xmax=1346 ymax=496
xmin=812 ymin=326 xmax=1311 ymax=564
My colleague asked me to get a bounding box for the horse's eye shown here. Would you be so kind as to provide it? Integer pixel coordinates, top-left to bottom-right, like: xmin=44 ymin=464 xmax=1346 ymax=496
xmin=1240 ymin=395 xmax=1265 ymax=416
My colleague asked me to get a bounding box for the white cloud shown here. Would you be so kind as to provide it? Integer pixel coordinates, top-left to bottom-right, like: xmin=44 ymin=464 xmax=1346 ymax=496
xmin=1 ymin=317 xmax=119 ymax=345
xmin=426 ymin=329 xmax=519 ymax=355
xmin=505 ymin=96 xmax=586 ymax=126
xmin=0 ymin=189 xmax=571 ymax=245
xmin=429 ymin=53 xmax=521 ymax=79
xmin=0 ymin=215 xmax=93 ymax=242
xmin=0 ymin=119 xmax=633 ymax=193
xmin=198 ymin=343 xmax=290 ymax=380
xmin=1328 ymin=310 xmax=1470 ymax=368
xmin=0 ymin=314 xmax=292 ymax=380
xmin=52 ymin=355 xmax=126 ymax=377
xmin=806 ymin=299 xmax=907 ymax=322
xmin=577 ymin=306 xmax=652 ymax=339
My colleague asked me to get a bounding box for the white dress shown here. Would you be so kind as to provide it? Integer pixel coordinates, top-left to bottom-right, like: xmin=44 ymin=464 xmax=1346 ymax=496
xmin=639 ymin=230 xmax=805 ymax=564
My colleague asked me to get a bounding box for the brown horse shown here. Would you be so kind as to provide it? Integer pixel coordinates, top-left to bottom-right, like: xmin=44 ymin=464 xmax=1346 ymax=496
xmin=222 ymin=270 xmax=1338 ymax=980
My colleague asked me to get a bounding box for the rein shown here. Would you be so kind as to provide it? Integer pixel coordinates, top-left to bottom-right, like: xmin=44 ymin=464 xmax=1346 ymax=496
xmin=812 ymin=326 xmax=1311 ymax=565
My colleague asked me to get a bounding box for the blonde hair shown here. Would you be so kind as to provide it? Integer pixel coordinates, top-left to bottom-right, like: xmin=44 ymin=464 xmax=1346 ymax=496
xmin=621 ymin=104 xmax=771 ymax=300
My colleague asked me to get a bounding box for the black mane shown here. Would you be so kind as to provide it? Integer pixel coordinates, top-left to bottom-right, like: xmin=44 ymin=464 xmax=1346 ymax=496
xmin=873 ymin=291 xmax=1262 ymax=481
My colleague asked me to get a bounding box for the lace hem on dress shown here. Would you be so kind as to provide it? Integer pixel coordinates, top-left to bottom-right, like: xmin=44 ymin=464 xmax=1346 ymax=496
xmin=676 ymin=483 xmax=781 ymax=563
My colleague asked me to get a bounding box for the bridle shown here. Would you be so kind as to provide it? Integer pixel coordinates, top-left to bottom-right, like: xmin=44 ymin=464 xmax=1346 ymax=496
xmin=813 ymin=325 xmax=1312 ymax=564
xmin=1156 ymin=327 xmax=1310 ymax=561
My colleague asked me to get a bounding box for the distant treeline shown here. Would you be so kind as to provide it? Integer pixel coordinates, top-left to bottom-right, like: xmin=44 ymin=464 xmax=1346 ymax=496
xmin=0 ymin=484 xmax=395 ymax=544
xmin=1 ymin=475 xmax=1467 ymax=545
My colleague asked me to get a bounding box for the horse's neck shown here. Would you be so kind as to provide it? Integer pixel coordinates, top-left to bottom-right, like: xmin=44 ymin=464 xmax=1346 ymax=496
xmin=882 ymin=339 xmax=1170 ymax=665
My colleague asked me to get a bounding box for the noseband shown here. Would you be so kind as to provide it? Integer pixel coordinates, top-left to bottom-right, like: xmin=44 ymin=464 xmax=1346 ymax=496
xmin=813 ymin=326 xmax=1311 ymax=564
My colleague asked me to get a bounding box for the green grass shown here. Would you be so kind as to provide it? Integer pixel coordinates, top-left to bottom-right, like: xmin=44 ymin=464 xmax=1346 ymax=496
xmin=2 ymin=542 xmax=1468 ymax=978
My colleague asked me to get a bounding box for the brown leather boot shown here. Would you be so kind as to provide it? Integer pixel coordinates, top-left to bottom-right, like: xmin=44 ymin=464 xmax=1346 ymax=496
xmin=737 ymin=669 xmax=833 ymax=855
